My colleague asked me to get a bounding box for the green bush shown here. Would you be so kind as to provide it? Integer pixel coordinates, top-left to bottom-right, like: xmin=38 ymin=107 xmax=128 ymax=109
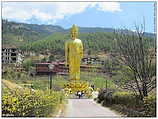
xmin=22 ymin=58 xmax=34 ymax=71
xmin=2 ymin=88 xmax=64 ymax=117
xmin=98 ymin=90 xmax=142 ymax=107
xmin=3 ymin=68 xmax=17 ymax=80
xmin=97 ymin=89 xmax=156 ymax=117
xmin=3 ymin=68 xmax=30 ymax=81
xmin=97 ymin=88 xmax=114 ymax=104
xmin=143 ymin=95 xmax=156 ymax=117
xmin=112 ymin=91 xmax=137 ymax=106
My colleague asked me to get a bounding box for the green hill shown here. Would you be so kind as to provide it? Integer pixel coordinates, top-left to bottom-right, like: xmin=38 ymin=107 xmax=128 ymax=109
xmin=20 ymin=32 xmax=115 ymax=55
xmin=2 ymin=19 xmax=65 ymax=47
xmin=2 ymin=20 xmax=155 ymax=55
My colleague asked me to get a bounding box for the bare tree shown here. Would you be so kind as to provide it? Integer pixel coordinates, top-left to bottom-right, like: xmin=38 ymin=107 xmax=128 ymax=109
xmin=114 ymin=25 xmax=156 ymax=100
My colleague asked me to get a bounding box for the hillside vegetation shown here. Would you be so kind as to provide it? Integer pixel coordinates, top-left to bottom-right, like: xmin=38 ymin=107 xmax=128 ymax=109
xmin=20 ymin=32 xmax=116 ymax=55
xmin=2 ymin=19 xmax=64 ymax=47
xmin=3 ymin=20 xmax=155 ymax=51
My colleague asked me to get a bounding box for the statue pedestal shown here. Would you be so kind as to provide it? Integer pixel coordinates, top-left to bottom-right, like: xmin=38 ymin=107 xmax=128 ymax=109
xmin=64 ymin=80 xmax=93 ymax=97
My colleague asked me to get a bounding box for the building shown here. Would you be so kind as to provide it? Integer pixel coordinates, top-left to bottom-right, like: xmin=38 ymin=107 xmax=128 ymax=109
xmin=82 ymin=57 xmax=105 ymax=65
xmin=2 ymin=45 xmax=24 ymax=64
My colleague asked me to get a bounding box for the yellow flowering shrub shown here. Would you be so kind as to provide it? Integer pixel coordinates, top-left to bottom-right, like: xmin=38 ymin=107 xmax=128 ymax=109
xmin=2 ymin=88 xmax=64 ymax=117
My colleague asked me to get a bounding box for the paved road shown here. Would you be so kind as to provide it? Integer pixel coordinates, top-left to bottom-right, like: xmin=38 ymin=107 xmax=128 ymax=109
xmin=64 ymin=99 xmax=121 ymax=118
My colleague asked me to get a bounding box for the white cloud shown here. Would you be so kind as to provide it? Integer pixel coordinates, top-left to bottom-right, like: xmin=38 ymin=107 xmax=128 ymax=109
xmin=32 ymin=9 xmax=53 ymax=21
xmin=52 ymin=2 xmax=93 ymax=20
xmin=97 ymin=2 xmax=122 ymax=12
xmin=2 ymin=2 xmax=122 ymax=24
xmin=2 ymin=6 xmax=32 ymax=21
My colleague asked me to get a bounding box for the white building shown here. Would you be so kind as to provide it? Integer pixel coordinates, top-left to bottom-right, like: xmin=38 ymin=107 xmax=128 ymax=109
xmin=2 ymin=45 xmax=24 ymax=64
xmin=82 ymin=57 xmax=105 ymax=65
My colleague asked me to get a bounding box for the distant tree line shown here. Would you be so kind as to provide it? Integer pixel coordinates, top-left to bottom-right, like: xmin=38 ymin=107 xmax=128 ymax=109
xmin=20 ymin=32 xmax=118 ymax=55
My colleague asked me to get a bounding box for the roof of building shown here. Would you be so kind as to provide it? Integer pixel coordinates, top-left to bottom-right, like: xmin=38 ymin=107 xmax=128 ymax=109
xmin=2 ymin=45 xmax=17 ymax=49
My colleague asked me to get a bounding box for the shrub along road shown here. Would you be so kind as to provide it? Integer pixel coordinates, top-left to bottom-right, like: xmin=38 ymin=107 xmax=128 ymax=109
xmin=64 ymin=99 xmax=121 ymax=117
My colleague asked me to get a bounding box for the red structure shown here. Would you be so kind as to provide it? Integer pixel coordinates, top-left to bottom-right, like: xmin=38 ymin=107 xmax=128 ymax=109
xmin=36 ymin=62 xmax=68 ymax=75
xmin=36 ymin=62 xmax=103 ymax=75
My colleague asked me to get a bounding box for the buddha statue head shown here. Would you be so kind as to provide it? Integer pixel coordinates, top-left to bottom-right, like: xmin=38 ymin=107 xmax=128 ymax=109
xmin=70 ymin=24 xmax=78 ymax=40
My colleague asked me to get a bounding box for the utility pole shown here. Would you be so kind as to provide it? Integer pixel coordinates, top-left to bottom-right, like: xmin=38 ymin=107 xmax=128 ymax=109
xmin=48 ymin=64 xmax=55 ymax=91
xmin=106 ymin=79 xmax=107 ymax=91
xmin=49 ymin=73 xmax=52 ymax=90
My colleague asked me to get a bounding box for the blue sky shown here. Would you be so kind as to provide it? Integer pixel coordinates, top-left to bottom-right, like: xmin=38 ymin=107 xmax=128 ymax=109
xmin=2 ymin=2 xmax=155 ymax=33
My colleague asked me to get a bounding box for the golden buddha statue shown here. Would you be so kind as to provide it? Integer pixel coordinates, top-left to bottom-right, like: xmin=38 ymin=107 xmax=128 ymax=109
xmin=65 ymin=24 xmax=83 ymax=80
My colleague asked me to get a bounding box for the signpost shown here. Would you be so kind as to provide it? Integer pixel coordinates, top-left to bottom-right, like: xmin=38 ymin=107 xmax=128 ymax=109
xmin=48 ymin=64 xmax=55 ymax=90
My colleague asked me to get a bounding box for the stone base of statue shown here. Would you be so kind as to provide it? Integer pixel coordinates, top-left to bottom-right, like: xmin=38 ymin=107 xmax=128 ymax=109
xmin=64 ymin=80 xmax=93 ymax=98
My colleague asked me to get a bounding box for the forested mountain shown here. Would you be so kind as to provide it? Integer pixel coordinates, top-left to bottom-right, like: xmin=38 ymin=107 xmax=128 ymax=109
xmin=2 ymin=19 xmax=65 ymax=46
xmin=2 ymin=20 xmax=155 ymax=54
xmin=20 ymin=32 xmax=115 ymax=55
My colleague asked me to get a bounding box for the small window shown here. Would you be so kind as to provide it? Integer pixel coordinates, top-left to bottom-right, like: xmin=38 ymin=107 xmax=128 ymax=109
xmin=12 ymin=49 xmax=16 ymax=52
xmin=12 ymin=57 xmax=16 ymax=61
xmin=11 ymin=53 xmax=16 ymax=56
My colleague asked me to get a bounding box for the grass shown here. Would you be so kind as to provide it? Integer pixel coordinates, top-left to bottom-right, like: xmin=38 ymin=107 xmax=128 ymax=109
xmin=5 ymin=74 xmax=68 ymax=91
xmin=81 ymin=71 xmax=117 ymax=89
xmin=3 ymin=67 xmax=118 ymax=92
xmin=7 ymin=76 xmax=49 ymax=90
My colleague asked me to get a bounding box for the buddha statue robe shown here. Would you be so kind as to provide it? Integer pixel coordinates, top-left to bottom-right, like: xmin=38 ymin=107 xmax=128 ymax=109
xmin=65 ymin=38 xmax=83 ymax=80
